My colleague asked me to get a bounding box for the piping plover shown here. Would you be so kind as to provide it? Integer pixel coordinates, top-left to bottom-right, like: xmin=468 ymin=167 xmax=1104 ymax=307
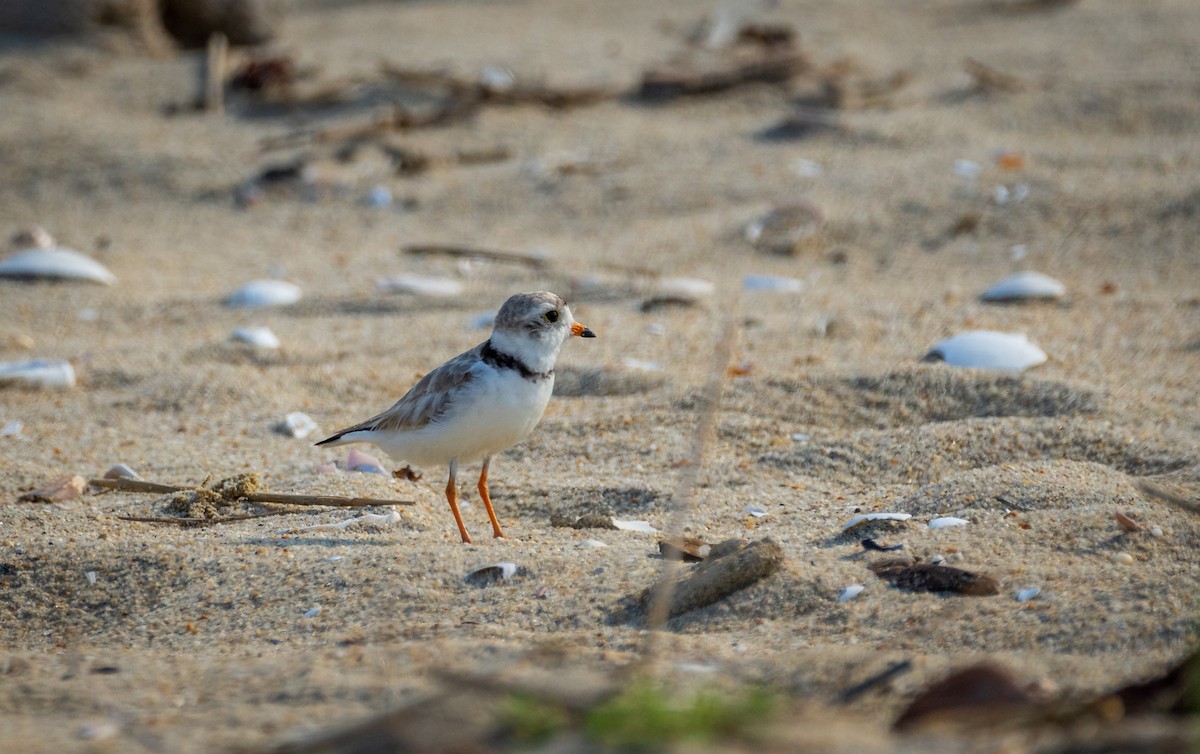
xmin=316 ymin=291 xmax=596 ymax=543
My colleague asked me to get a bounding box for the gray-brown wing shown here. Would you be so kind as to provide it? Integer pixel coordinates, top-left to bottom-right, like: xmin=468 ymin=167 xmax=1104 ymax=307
xmin=325 ymin=343 xmax=484 ymax=438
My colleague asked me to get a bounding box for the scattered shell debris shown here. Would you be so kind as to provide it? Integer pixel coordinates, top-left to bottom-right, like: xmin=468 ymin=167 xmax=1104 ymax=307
xmin=742 ymin=274 xmax=804 ymax=293
xmin=980 ymin=271 xmax=1065 ymax=302
xmin=928 ymin=516 xmax=970 ymax=529
xmin=577 ymin=539 xmax=608 ymax=549
xmin=0 ymin=359 xmax=76 ymax=389
xmin=103 ymin=463 xmax=143 ymax=481
xmin=869 ymin=558 xmax=999 ymax=596
xmin=231 ymin=326 xmax=281 ymax=349
xmin=376 ymin=274 xmax=463 ymax=297
xmin=17 ymin=475 xmax=87 ymax=503
xmin=841 ymin=512 xmax=911 ymax=533
xmin=85 ymin=571 xmax=98 ymax=586
xmin=923 ymin=331 xmax=1047 ymax=373
xmin=744 ymin=202 xmax=824 ymax=254
xmin=1016 ymin=586 xmax=1041 ymax=602
xmin=223 ymin=280 xmax=302 ymax=309
xmin=465 ymin=562 xmax=526 ymax=587
xmin=659 ymin=537 xmax=711 ymax=562
xmin=277 ymin=411 xmax=318 ymax=439
xmin=0 ymin=246 xmax=117 ymax=285
xmin=744 ymin=504 xmax=768 ymax=518
xmin=613 ymin=519 xmax=659 ymax=534
xmin=1 ymin=419 xmax=23 ymax=437
xmin=280 ymin=510 xmax=401 ymax=534
xmin=303 ymin=606 xmax=322 ymax=619
xmin=639 ymin=538 xmax=784 ymax=620
xmin=839 ymin=584 xmax=865 ymax=602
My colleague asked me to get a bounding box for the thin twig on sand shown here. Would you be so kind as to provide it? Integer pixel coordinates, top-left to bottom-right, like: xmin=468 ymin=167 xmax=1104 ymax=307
xmin=89 ymin=477 xmax=415 ymax=507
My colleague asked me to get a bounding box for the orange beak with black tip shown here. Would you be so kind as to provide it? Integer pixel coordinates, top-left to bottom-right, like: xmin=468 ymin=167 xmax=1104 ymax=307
xmin=571 ymin=321 xmax=596 ymax=338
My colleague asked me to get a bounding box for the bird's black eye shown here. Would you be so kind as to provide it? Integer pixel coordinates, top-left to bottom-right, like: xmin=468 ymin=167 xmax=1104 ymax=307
xmin=544 ymin=310 xmax=559 ymax=323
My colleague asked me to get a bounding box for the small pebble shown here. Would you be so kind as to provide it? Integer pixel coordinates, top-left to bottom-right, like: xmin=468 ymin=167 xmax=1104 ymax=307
xmin=277 ymin=411 xmax=318 ymax=439
xmin=345 ymin=449 xmax=386 ymax=474
xmin=1111 ymin=552 xmax=1135 ymax=566
xmin=231 ymin=326 xmax=281 ymax=350
xmin=929 ymin=516 xmax=970 ymax=529
xmin=303 ymin=606 xmax=321 ymax=618
xmin=224 ymin=280 xmax=301 ymax=309
xmin=85 ymin=571 xmax=98 ymax=586
xmin=1149 ymin=525 xmax=1163 ymax=537
xmin=743 ymin=274 xmax=805 ymax=293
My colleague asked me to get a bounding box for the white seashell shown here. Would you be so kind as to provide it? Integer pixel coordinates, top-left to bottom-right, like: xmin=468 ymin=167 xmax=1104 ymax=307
xmin=841 ymin=512 xmax=911 ymax=533
xmin=744 ymin=504 xmax=767 ymax=518
xmin=954 ymin=159 xmax=981 ymax=180
xmin=0 ymin=247 xmax=116 ymax=285
xmin=277 ymin=411 xmax=318 ymax=439
xmin=743 ymin=274 xmax=804 ymax=293
xmin=1 ymin=419 xmax=22 ymax=437
xmin=980 ymin=271 xmax=1065 ymax=302
xmin=930 ymin=554 xmax=946 ymax=564
xmin=479 ymin=65 xmax=516 ymax=92
xmin=230 ymin=326 xmax=281 ymax=349
xmin=656 ymin=277 xmax=715 ymax=300
xmin=577 ymin=539 xmax=608 ymax=548
xmin=364 ymin=185 xmax=392 ymax=208
xmin=838 ymin=584 xmax=865 ymax=602
xmin=0 ymin=359 xmax=75 ymax=389
xmin=612 ymin=519 xmax=659 ymax=534
xmin=345 ymin=448 xmax=385 ymax=474
xmin=224 ymin=280 xmax=301 ymax=309
xmin=376 ymin=274 xmax=464 ymax=297
xmin=303 ymin=606 xmax=321 ymax=618
xmin=1149 ymin=525 xmax=1163 ymax=537
xmin=924 ymin=331 xmax=1047 ymax=372
xmin=1111 ymin=552 xmax=1134 ymax=566
xmin=85 ymin=571 xmax=98 ymax=586
xmin=103 ymin=463 xmax=143 ymax=481
xmin=1016 ymin=586 xmax=1041 ymax=602
xmin=929 ymin=516 xmax=970 ymax=528
xmin=465 ymin=562 xmax=521 ymax=586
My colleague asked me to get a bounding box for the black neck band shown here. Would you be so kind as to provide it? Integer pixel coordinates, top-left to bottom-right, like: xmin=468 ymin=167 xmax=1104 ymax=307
xmin=481 ymin=339 xmax=553 ymax=381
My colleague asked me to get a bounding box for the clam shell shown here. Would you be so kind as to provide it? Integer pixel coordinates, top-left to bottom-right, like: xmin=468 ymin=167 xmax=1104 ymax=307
xmin=376 ymin=274 xmax=463 ymax=297
xmin=0 ymin=247 xmax=116 ymax=285
xmin=1016 ymin=586 xmax=1041 ymax=602
xmin=924 ymin=331 xmax=1047 ymax=372
xmin=980 ymin=271 xmax=1065 ymax=302
xmin=928 ymin=516 xmax=970 ymax=528
xmin=0 ymin=359 xmax=76 ymax=389
xmin=224 ymin=280 xmax=301 ymax=309
xmin=743 ymin=274 xmax=805 ymax=293
xmin=230 ymin=326 xmax=281 ymax=349
xmin=841 ymin=512 xmax=911 ymax=533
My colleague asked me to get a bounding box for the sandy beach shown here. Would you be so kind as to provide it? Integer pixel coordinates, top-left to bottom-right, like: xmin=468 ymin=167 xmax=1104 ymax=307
xmin=1 ymin=0 xmax=1198 ymax=751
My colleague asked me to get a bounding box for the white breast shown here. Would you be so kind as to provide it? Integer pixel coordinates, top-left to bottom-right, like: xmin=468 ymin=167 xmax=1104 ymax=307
xmin=372 ymin=366 xmax=553 ymax=467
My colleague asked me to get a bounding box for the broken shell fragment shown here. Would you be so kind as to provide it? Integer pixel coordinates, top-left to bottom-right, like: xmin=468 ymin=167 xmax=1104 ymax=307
xmin=1016 ymin=586 xmax=1041 ymax=602
xmin=613 ymin=519 xmax=659 ymax=534
xmin=1114 ymin=512 xmax=1142 ymax=533
xmin=224 ymin=280 xmax=302 ymax=309
xmin=18 ymin=475 xmax=87 ymax=503
xmin=744 ymin=504 xmax=768 ymax=518
xmin=376 ymin=274 xmax=463 ymax=297
xmin=0 ymin=247 xmax=116 ymax=285
xmin=839 ymin=584 xmax=865 ymax=602
xmin=980 ymin=271 xmax=1065 ymax=302
xmin=465 ymin=562 xmax=525 ymax=586
xmin=277 ymin=411 xmax=318 ymax=439
xmin=929 ymin=516 xmax=970 ymax=529
xmin=103 ymin=464 xmax=143 ymax=481
xmin=344 ymin=449 xmax=385 ymax=474
xmin=743 ymin=274 xmax=805 ymax=293
xmin=923 ymin=331 xmax=1047 ymax=373
xmin=841 ymin=512 xmax=912 ymax=533
xmin=745 ymin=202 xmax=824 ymax=254
xmin=0 ymin=359 xmax=76 ymax=389
xmin=231 ymin=326 xmax=281 ymax=349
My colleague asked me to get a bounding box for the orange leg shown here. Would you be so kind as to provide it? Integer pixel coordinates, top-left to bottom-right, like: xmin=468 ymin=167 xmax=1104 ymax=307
xmin=445 ymin=460 xmax=471 ymax=544
xmin=478 ymin=457 xmax=506 ymax=539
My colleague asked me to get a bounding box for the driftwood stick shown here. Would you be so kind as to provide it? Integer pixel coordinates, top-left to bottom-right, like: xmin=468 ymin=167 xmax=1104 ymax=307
xmin=402 ymin=244 xmax=550 ymax=269
xmin=89 ymin=478 xmax=416 ymax=507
